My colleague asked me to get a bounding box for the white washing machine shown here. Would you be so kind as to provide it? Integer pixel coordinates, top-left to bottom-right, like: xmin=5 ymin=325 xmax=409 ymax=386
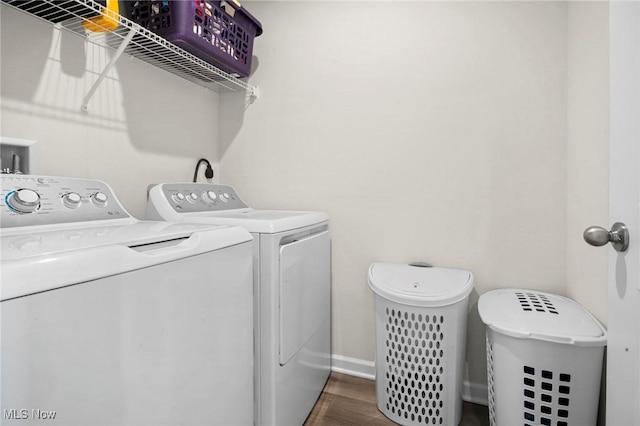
xmin=1 ymin=175 xmax=254 ymax=426
xmin=147 ymin=183 xmax=331 ymax=426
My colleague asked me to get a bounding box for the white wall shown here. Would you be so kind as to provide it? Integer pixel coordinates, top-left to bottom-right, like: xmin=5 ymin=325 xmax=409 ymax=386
xmin=566 ymin=2 xmax=609 ymax=324
xmin=0 ymin=5 xmax=222 ymax=217
xmin=220 ymin=1 xmax=572 ymax=389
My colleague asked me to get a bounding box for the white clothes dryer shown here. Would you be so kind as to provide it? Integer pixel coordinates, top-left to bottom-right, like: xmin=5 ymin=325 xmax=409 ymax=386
xmin=147 ymin=183 xmax=331 ymax=426
xmin=1 ymin=175 xmax=254 ymax=426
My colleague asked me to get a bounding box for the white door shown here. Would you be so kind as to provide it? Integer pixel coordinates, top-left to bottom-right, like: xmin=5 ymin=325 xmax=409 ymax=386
xmin=606 ymin=2 xmax=640 ymax=424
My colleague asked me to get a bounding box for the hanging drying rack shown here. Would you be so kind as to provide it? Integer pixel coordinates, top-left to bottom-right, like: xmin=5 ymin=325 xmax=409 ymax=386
xmin=1 ymin=0 xmax=260 ymax=112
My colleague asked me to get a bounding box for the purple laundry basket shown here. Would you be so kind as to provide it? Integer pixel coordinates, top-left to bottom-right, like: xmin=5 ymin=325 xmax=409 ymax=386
xmin=123 ymin=0 xmax=262 ymax=78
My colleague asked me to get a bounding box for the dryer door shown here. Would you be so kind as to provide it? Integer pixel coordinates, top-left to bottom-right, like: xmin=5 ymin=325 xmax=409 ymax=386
xmin=279 ymin=230 xmax=330 ymax=365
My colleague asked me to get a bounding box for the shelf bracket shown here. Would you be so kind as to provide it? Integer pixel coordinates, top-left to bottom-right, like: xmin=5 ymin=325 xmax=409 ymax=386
xmin=249 ymin=86 xmax=260 ymax=102
xmin=81 ymin=28 xmax=136 ymax=113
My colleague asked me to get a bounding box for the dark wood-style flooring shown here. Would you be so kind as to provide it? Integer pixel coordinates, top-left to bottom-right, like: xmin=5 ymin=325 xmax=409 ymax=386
xmin=304 ymin=373 xmax=489 ymax=426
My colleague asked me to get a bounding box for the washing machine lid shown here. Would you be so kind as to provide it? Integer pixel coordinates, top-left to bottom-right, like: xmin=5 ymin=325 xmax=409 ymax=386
xmin=478 ymin=289 xmax=607 ymax=346
xmin=368 ymin=263 xmax=474 ymax=307
xmin=0 ymin=221 xmax=243 ymax=260
xmin=182 ymin=209 xmax=329 ymax=234
xmin=1 ymin=221 xmax=251 ymax=301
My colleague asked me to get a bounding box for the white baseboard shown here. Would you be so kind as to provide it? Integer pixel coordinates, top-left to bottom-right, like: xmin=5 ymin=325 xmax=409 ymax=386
xmin=461 ymin=381 xmax=489 ymax=406
xmin=330 ymin=354 xmax=488 ymax=406
xmin=331 ymin=354 xmax=375 ymax=380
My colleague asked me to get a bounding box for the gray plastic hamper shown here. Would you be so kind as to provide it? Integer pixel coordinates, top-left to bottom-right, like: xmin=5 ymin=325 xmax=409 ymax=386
xmin=368 ymin=263 xmax=474 ymax=426
xmin=478 ymin=289 xmax=607 ymax=426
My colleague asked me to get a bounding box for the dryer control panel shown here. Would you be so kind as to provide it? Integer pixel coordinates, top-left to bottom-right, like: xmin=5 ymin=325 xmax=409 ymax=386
xmin=149 ymin=183 xmax=248 ymax=213
xmin=1 ymin=175 xmax=130 ymax=228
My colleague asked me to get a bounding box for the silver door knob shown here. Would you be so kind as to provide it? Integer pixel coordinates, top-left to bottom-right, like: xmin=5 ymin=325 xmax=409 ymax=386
xmin=583 ymin=222 xmax=629 ymax=252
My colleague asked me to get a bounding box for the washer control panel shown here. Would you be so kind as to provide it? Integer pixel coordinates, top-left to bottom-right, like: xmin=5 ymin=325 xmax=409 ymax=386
xmin=1 ymin=175 xmax=130 ymax=228
xmin=154 ymin=183 xmax=248 ymax=213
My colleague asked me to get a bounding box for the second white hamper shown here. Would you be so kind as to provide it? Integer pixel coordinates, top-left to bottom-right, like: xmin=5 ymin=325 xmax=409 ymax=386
xmin=478 ymin=289 xmax=607 ymax=426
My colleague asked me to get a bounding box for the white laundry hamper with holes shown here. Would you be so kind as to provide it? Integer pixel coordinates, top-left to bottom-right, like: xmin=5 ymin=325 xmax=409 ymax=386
xmin=368 ymin=263 xmax=474 ymax=426
xmin=478 ymin=289 xmax=607 ymax=426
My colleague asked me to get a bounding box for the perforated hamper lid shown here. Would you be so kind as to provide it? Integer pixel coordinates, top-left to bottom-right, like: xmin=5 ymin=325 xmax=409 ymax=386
xmin=368 ymin=263 xmax=474 ymax=307
xmin=478 ymin=289 xmax=607 ymax=347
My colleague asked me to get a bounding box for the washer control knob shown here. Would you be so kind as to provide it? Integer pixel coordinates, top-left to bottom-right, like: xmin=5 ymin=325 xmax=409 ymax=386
xmin=7 ymin=188 xmax=41 ymax=213
xmin=220 ymin=193 xmax=229 ymax=203
xmin=203 ymin=190 xmax=217 ymax=203
xmin=62 ymin=192 xmax=82 ymax=209
xmin=172 ymin=192 xmax=185 ymax=204
xmin=91 ymin=192 xmax=108 ymax=207
xmin=186 ymin=192 xmax=199 ymax=203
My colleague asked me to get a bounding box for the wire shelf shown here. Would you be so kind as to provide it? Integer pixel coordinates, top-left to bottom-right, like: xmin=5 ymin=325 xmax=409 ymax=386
xmin=2 ymin=0 xmax=259 ymax=98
